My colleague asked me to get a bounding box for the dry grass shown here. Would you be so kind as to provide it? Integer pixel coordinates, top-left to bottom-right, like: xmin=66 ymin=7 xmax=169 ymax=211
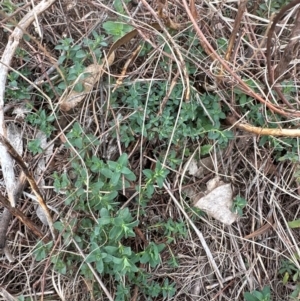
xmin=1 ymin=0 xmax=300 ymax=300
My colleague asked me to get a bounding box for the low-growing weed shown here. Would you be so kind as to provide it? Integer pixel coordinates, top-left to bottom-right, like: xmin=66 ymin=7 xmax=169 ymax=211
xmin=28 ymin=139 xmax=43 ymax=155
xmin=278 ymin=258 xmax=300 ymax=299
xmin=232 ymin=195 xmax=247 ymax=216
xmin=244 ymin=286 xmax=271 ymax=301
xmin=32 ymin=121 xmax=177 ymax=300
xmin=26 ymin=109 xmax=55 ymax=137
xmin=111 ymin=81 xmax=233 ymax=148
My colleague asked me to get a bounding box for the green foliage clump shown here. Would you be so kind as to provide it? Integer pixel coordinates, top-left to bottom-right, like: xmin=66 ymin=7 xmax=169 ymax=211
xmin=257 ymin=0 xmax=290 ymax=17
xmin=111 ymin=81 xmax=232 ymax=147
xmin=6 ymin=69 xmax=31 ymax=101
xmin=279 ymin=258 xmax=300 ymax=300
xmin=32 ymin=121 xmax=176 ymax=300
xmin=232 ymin=195 xmax=247 ymax=216
xmin=26 ymin=109 xmax=55 ymax=137
xmin=244 ymin=286 xmax=271 ymax=301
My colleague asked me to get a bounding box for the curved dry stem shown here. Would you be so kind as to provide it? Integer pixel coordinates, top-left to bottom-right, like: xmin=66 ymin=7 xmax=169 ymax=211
xmin=182 ymin=0 xmax=300 ymax=119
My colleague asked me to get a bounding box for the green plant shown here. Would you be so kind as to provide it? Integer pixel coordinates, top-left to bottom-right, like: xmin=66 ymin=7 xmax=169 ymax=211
xmin=162 ymin=219 xmax=187 ymax=243
xmin=279 ymin=259 xmax=300 ymax=283
xmin=102 ymin=21 xmax=133 ymax=42
xmin=140 ymin=242 xmax=165 ymax=267
xmin=101 ymin=0 xmax=133 ymax=41
xmin=142 ymin=161 xmax=170 ymax=199
xmin=244 ymin=286 xmax=271 ymax=301
xmin=6 ymin=69 xmax=31 ymax=101
xmin=26 ymin=109 xmax=55 ymax=137
xmin=167 ymin=249 xmax=179 ymax=268
xmin=161 ymin=278 xmax=177 ymax=299
xmin=17 ymin=295 xmax=32 ymax=301
xmin=256 ymin=0 xmax=290 ymax=17
xmin=232 ymin=195 xmax=247 ymax=216
xmin=1 ymin=0 xmax=17 ymax=14
xmin=53 ymin=32 xmax=106 ymax=95
xmin=15 ymin=47 xmax=30 ymax=62
xmin=38 ymin=119 xmax=178 ymax=299
xmin=33 ymin=241 xmax=53 ymax=262
xmin=28 ymin=139 xmax=43 ymax=155
xmin=290 ymin=283 xmax=300 ymax=300
xmin=111 ymin=81 xmax=233 ymax=148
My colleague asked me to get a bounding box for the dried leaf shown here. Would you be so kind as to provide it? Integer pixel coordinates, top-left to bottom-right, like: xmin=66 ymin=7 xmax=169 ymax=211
xmin=7 ymin=123 xmax=22 ymax=156
xmin=59 ymin=64 xmax=102 ymax=111
xmin=34 ymin=130 xmax=54 ymax=226
xmin=157 ymin=1 xmax=181 ymax=30
xmin=60 ymin=51 xmax=115 ymax=112
xmin=185 ymin=157 xmax=216 ymax=178
xmin=186 ymin=177 xmax=238 ymax=225
xmin=190 ymin=0 xmax=198 ymax=19
xmin=166 ymin=18 xmax=181 ymax=30
xmin=12 ymin=104 xmax=31 ymax=119
xmin=36 ymin=205 xmax=48 ymax=226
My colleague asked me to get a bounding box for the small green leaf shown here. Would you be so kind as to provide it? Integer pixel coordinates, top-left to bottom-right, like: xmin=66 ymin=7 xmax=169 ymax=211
xmin=108 ymin=160 xmax=118 ymax=170
xmin=200 ymin=144 xmax=212 ymax=155
xmin=143 ymin=169 xmax=153 ymax=179
xmin=104 ymin=246 xmax=118 ymax=253
xmin=244 ymin=292 xmax=259 ymax=301
xmin=124 ymin=171 xmax=136 ymax=181
xmin=76 ymin=49 xmax=87 ymax=58
xmin=288 ymin=219 xmax=300 ymax=229
xmin=120 ymin=166 xmax=131 ymax=175
xmin=101 ymin=167 xmax=113 ymax=178
xmin=118 ymin=153 xmax=128 ymax=166
xmin=102 ymin=21 xmax=133 ymax=41
xmin=110 ymin=172 xmax=121 ymax=186
xmin=208 ymin=131 xmax=220 ymax=140
xmin=96 ymin=259 xmax=104 ymax=273
xmin=146 ymin=184 xmax=154 ymax=197
xmin=98 ymin=216 xmax=111 ymax=225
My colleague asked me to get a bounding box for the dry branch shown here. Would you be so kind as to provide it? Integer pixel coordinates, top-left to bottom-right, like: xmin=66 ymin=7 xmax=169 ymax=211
xmin=0 ymin=0 xmax=57 ymax=250
xmin=224 ymin=0 xmax=247 ymax=62
xmin=0 ymin=209 xmax=11 ymax=251
xmin=0 ymin=172 xmax=27 ymax=251
xmin=226 ymin=115 xmax=300 ymax=137
xmin=266 ymin=0 xmax=300 ymax=85
xmin=274 ymin=9 xmax=300 ymax=81
xmin=0 ymin=0 xmax=57 ymax=207
xmin=182 ymin=0 xmax=300 ymax=118
xmin=0 ymin=192 xmax=51 ymax=244
xmin=0 ymin=135 xmax=56 ymax=240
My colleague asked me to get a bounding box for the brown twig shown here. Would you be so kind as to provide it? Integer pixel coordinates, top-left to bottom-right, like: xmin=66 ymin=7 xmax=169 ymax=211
xmin=266 ymin=0 xmax=300 ymax=85
xmin=0 ymin=192 xmax=50 ymax=244
xmin=182 ymin=0 xmax=300 ymax=118
xmin=0 ymin=0 xmax=57 ymax=208
xmin=274 ymin=9 xmax=300 ymax=81
xmin=113 ymin=45 xmax=141 ymax=92
xmin=158 ymin=69 xmax=180 ymax=115
xmin=226 ymin=115 xmax=300 ymax=137
xmin=224 ymin=0 xmax=247 ymax=63
xmin=140 ymin=0 xmax=190 ymax=101
xmin=190 ymin=0 xmax=198 ymax=20
xmin=244 ymin=211 xmax=274 ymax=239
xmin=0 ymin=134 xmax=56 ymax=240
xmin=0 ymin=172 xmax=27 ymax=251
